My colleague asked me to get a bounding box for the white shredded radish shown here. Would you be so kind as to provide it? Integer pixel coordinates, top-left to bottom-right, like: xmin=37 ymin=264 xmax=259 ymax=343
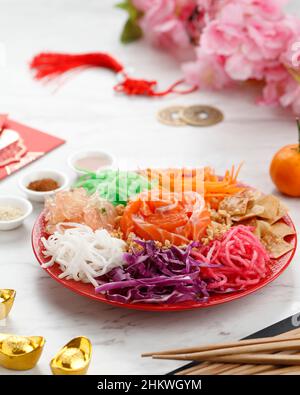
xmin=41 ymin=223 xmax=126 ymax=287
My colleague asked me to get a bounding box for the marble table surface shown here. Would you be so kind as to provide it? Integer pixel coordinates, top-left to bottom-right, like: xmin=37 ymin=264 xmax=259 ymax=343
xmin=0 ymin=0 xmax=299 ymax=375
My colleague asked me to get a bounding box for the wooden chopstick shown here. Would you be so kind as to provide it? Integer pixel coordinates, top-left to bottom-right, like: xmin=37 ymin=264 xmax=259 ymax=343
xmin=281 ymin=370 xmax=300 ymax=375
xmin=175 ymin=362 xmax=238 ymax=375
xmin=258 ymin=365 xmax=300 ymax=375
xmin=172 ymin=328 xmax=300 ymax=375
xmin=143 ymin=328 xmax=300 ymax=358
xmin=175 ymin=362 xmax=211 ymax=375
xmin=220 ymin=350 xmax=297 ymax=375
xmin=186 ymin=363 xmax=238 ymax=375
xmin=201 ymin=350 xmax=297 ymax=375
xmin=216 ymin=333 xmax=300 ymax=375
xmin=194 ymin=353 xmax=300 ymax=366
xmin=220 ymin=364 xmax=274 ymax=375
xmin=153 ymin=338 xmax=300 ymax=361
xmin=142 ymin=336 xmax=293 ymax=357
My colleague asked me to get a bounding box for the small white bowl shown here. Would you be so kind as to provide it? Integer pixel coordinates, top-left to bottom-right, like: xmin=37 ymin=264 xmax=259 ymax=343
xmin=19 ymin=169 xmax=69 ymax=202
xmin=0 ymin=196 xmax=33 ymax=230
xmin=68 ymin=150 xmax=115 ymax=176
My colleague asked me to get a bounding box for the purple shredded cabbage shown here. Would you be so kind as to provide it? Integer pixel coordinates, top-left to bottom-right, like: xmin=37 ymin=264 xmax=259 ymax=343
xmin=95 ymin=240 xmax=214 ymax=304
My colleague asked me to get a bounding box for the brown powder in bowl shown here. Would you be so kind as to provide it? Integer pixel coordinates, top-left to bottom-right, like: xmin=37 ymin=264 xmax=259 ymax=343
xmin=27 ymin=178 xmax=59 ymax=192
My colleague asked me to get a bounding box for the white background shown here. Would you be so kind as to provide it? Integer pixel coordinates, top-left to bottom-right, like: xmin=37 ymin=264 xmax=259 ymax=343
xmin=0 ymin=0 xmax=299 ymax=375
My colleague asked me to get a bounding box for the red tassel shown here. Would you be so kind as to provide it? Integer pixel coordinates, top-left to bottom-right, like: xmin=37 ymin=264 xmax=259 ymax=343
xmin=30 ymin=52 xmax=196 ymax=97
xmin=30 ymin=52 xmax=124 ymax=79
xmin=114 ymin=77 xmax=197 ymax=96
xmin=114 ymin=77 xmax=157 ymax=96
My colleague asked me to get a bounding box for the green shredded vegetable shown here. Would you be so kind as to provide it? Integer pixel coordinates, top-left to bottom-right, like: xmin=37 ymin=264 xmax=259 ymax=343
xmin=74 ymin=170 xmax=155 ymax=206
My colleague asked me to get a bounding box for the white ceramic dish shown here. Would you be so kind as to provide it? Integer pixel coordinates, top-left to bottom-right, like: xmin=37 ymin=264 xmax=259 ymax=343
xmin=18 ymin=169 xmax=69 ymax=202
xmin=0 ymin=196 xmax=33 ymax=230
xmin=68 ymin=150 xmax=115 ymax=176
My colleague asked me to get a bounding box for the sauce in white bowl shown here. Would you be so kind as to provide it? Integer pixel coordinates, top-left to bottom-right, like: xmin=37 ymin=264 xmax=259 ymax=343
xmin=68 ymin=150 xmax=115 ymax=176
xmin=19 ymin=169 xmax=69 ymax=202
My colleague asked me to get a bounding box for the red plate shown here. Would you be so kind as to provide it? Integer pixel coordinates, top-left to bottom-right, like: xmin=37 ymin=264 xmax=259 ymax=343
xmin=32 ymin=211 xmax=297 ymax=312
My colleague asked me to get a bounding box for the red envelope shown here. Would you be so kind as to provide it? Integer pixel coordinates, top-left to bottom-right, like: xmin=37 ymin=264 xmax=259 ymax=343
xmin=0 ymin=115 xmax=65 ymax=180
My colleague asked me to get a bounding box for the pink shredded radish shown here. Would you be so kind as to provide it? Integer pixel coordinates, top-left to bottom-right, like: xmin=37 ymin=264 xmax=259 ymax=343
xmin=192 ymin=225 xmax=271 ymax=293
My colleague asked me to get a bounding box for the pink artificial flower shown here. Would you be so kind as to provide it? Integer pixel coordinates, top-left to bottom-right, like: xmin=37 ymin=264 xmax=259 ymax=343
xmin=281 ymin=34 xmax=300 ymax=70
xmin=225 ymin=53 xmax=257 ymax=80
xmin=280 ymin=78 xmax=300 ymax=114
xmin=133 ymin=0 xmax=195 ymax=59
xmin=132 ymin=0 xmax=154 ymax=12
xmin=131 ymin=0 xmax=300 ymax=114
xmin=201 ymin=20 xmax=243 ymax=56
xmin=182 ymin=50 xmax=231 ymax=89
xmin=181 ymin=2 xmax=209 ymax=45
xmin=199 ymin=0 xmax=297 ymax=82
xmin=217 ymin=2 xmax=245 ymax=25
xmin=246 ymin=16 xmax=295 ymax=60
xmin=265 ymin=64 xmax=290 ymax=82
xmin=182 ymin=0 xmax=230 ymax=44
xmin=132 ymin=0 xmax=221 ymax=58
xmin=261 ymin=76 xmax=300 ymax=115
xmin=201 ymin=0 xmax=234 ymax=19
xmin=259 ymin=61 xmax=300 ymax=115
xmin=241 ymin=0 xmax=290 ymax=21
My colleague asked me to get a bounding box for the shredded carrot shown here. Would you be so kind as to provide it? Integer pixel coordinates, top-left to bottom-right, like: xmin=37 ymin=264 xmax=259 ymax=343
xmin=139 ymin=165 xmax=244 ymax=208
xmin=203 ymin=164 xmax=244 ymax=208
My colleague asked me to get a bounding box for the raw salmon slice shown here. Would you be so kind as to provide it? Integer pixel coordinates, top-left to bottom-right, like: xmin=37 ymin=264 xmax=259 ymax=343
xmin=120 ymin=190 xmax=210 ymax=246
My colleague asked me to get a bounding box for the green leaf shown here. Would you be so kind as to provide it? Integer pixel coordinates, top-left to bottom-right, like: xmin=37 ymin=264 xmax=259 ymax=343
xmin=116 ymin=0 xmax=143 ymax=43
xmin=116 ymin=1 xmax=139 ymax=21
xmin=120 ymin=18 xmax=143 ymax=44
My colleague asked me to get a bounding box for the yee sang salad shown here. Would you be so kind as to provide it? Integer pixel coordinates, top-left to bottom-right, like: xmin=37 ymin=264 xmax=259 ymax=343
xmin=41 ymin=166 xmax=295 ymax=305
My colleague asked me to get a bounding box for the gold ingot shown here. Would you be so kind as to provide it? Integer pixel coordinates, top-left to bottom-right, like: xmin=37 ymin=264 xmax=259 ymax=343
xmin=50 ymin=337 xmax=92 ymax=375
xmin=0 ymin=289 xmax=16 ymax=320
xmin=0 ymin=333 xmax=45 ymax=370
